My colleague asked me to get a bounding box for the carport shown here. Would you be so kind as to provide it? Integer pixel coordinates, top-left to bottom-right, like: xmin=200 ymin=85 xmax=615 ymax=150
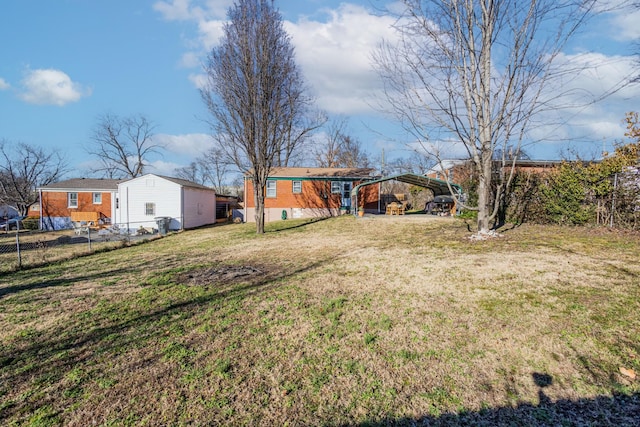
xmin=351 ymin=173 xmax=462 ymax=215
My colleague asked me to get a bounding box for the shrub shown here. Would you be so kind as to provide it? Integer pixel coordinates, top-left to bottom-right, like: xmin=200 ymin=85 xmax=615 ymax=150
xmin=22 ymin=217 xmax=40 ymax=230
xmin=538 ymin=162 xmax=595 ymax=225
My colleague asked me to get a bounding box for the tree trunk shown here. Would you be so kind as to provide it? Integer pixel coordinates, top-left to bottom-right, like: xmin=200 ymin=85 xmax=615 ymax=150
xmin=253 ymin=184 xmax=265 ymax=234
xmin=476 ymin=154 xmax=493 ymax=233
xmin=17 ymin=204 xmax=29 ymax=217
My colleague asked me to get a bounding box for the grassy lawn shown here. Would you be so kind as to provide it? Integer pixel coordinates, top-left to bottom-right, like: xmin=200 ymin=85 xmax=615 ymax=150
xmin=1 ymin=215 xmax=639 ymax=426
xmin=0 ymin=229 xmax=146 ymax=274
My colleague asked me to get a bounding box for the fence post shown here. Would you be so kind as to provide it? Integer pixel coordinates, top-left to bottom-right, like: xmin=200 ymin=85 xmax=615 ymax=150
xmin=15 ymin=222 xmax=21 ymax=268
xmin=610 ymin=173 xmax=618 ymax=228
xmin=87 ymin=226 xmax=92 ymax=251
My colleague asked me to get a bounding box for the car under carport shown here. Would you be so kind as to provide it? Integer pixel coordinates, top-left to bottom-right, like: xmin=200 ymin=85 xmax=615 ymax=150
xmin=350 ymin=173 xmax=462 ymax=215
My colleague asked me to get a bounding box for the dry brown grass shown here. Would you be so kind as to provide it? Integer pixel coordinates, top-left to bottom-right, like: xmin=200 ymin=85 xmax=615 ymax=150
xmin=1 ymin=216 xmax=640 ymax=426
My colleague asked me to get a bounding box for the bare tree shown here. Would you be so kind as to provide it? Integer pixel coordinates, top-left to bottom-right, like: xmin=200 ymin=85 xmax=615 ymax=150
xmin=201 ymin=0 xmax=319 ymax=233
xmin=174 ymin=162 xmax=205 ymax=185
xmin=88 ymin=113 xmax=161 ymax=179
xmin=339 ymin=136 xmax=371 ymax=168
xmin=174 ymin=146 xmax=234 ymax=194
xmin=314 ymin=118 xmax=371 ymax=168
xmin=200 ymin=147 xmax=234 ymax=194
xmin=373 ymin=0 xmax=602 ymax=233
xmin=314 ymin=118 xmax=348 ymax=168
xmin=0 ymin=140 xmax=67 ymax=216
xmin=279 ymin=109 xmax=326 ymax=167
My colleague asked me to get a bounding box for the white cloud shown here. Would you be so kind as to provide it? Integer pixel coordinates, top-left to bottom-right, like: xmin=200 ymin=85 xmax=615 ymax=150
xmin=153 ymin=0 xmax=203 ymax=21
xmin=147 ymin=159 xmax=186 ymax=176
xmin=179 ymin=51 xmax=200 ymax=68
xmin=160 ymin=2 xmax=395 ymax=116
xmin=287 ymin=4 xmax=396 ymax=114
xmin=0 ymin=77 xmax=9 ymax=90
xmin=153 ymin=133 xmax=215 ymax=157
xmin=197 ymin=18 xmax=225 ymax=51
xmin=19 ymin=68 xmax=90 ymax=106
xmin=531 ymin=52 xmax=640 ymax=144
xmin=156 ymin=1 xmax=639 ymax=161
xmin=610 ymin=10 xmax=640 ymax=41
xmin=153 ymin=0 xmax=230 ymax=21
xmin=202 ymin=0 xmax=233 ymax=19
xmin=604 ymin=1 xmax=640 ymax=41
xmin=188 ymin=73 xmax=208 ymax=89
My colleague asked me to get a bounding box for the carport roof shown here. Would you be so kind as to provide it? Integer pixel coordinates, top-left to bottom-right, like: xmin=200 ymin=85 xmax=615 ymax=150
xmin=352 ymin=173 xmax=461 ymax=197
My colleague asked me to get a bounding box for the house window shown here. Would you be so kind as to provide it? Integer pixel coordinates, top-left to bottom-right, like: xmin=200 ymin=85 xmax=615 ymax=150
xmin=331 ymin=181 xmax=341 ymax=194
xmin=292 ymin=181 xmax=302 ymax=194
xmin=93 ymin=193 xmax=102 ymax=204
xmin=68 ymin=192 xmax=78 ymax=208
xmin=266 ymin=180 xmax=277 ymax=198
xmin=145 ymin=203 xmax=156 ymax=216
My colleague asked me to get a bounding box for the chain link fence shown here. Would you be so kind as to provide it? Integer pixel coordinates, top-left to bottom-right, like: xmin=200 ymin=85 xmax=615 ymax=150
xmin=0 ymin=220 xmax=166 ymax=273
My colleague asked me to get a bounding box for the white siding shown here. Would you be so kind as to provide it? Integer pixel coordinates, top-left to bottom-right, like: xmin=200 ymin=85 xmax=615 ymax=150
xmin=116 ymin=174 xmax=216 ymax=232
xmin=117 ymin=175 xmax=182 ymax=232
xmin=182 ymin=187 xmax=216 ymax=229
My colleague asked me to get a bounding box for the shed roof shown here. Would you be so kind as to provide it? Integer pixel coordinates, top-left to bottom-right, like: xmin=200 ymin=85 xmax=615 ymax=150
xmin=157 ymin=175 xmax=215 ymax=191
xmin=118 ymin=174 xmax=215 ymax=192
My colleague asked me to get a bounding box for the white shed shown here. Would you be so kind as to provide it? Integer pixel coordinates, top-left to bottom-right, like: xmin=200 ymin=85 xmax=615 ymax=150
xmin=115 ymin=174 xmax=216 ymax=232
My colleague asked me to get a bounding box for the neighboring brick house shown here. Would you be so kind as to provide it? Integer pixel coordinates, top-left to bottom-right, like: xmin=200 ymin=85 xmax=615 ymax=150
xmin=38 ymin=178 xmax=121 ymax=230
xmin=427 ymin=159 xmax=563 ymax=183
xmin=243 ymin=167 xmax=380 ymax=222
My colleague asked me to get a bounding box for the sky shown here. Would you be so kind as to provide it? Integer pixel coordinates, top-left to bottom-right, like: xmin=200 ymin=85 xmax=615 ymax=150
xmin=1 ymin=0 xmax=639 ymax=180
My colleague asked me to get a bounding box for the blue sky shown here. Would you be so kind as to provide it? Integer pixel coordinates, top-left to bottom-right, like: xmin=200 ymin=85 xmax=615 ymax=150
xmin=1 ymin=0 xmax=639 ymax=179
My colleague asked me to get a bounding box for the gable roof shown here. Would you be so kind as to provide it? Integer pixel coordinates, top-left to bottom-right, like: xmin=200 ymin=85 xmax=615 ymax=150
xmin=261 ymin=167 xmax=376 ymax=179
xmin=157 ymin=175 xmax=215 ymax=191
xmin=119 ymin=174 xmax=215 ymax=192
xmin=39 ymin=178 xmax=122 ymax=191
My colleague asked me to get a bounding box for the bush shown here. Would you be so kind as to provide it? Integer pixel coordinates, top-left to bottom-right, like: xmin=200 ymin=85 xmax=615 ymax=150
xmin=538 ymin=162 xmax=595 ymax=225
xmin=22 ymin=217 xmax=40 ymax=230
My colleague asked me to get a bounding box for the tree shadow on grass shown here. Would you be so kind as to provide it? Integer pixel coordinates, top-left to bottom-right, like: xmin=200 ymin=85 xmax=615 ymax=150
xmin=265 ymin=216 xmax=333 ymax=233
xmin=345 ymin=373 xmax=640 ymax=426
xmin=0 ymin=254 xmax=336 ymax=422
xmin=0 ymin=260 xmax=157 ymax=298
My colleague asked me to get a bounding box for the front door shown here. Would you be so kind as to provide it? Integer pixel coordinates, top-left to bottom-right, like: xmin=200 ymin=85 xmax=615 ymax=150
xmin=341 ymin=182 xmax=352 ymax=209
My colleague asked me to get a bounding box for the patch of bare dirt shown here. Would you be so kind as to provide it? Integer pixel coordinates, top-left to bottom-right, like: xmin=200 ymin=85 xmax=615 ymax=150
xmin=179 ymin=265 xmax=265 ymax=286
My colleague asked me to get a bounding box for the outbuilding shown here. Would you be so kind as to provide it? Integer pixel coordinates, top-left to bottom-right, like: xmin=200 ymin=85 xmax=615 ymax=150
xmin=115 ymin=174 xmax=216 ymax=233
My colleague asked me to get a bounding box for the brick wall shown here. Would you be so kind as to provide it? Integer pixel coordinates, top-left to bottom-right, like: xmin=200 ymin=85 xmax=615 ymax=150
xmin=41 ymin=191 xmax=113 ymax=219
xmin=245 ymin=179 xmax=379 ymax=209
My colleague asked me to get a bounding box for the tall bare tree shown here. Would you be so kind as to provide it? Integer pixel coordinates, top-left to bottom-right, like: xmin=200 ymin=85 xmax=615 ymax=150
xmin=174 ymin=146 xmax=233 ymax=194
xmin=201 ymin=0 xmax=319 ymax=233
xmin=88 ymin=113 xmax=161 ymax=179
xmin=314 ymin=118 xmax=371 ymax=168
xmin=313 ymin=118 xmax=348 ymax=168
xmin=0 ymin=140 xmax=67 ymax=216
xmin=174 ymin=162 xmax=206 ymax=185
xmin=374 ymin=0 xmax=601 ymax=233
xmin=200 ymin=147 xmax=233 ymax=194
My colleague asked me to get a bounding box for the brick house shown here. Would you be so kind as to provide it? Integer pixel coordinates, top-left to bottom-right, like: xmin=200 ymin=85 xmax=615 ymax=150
xmin=243 ymin=167 xmax=380 ymax=222
xmin=38 ymin=178 xmax=121 ymax=230
xmin=427 ymin=159 xmax=563 ymax=183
